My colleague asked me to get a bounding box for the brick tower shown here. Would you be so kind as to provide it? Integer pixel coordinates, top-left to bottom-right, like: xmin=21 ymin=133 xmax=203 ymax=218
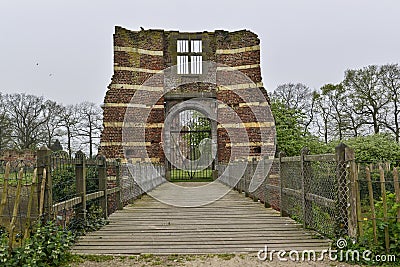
xmin=100 ymin=26 xmax=274 ymax=167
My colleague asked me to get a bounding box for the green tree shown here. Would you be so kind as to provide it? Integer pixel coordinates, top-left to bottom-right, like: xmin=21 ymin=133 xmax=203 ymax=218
xmin=343 ymin=65 xmax=390 ymax=135
xmin=271 ymin=100 xmax=306 ymax=156
xmin=380 ymin=64 xmax=400 ymax=142
xmin=184 ymin=111 xmax=211 ymax=160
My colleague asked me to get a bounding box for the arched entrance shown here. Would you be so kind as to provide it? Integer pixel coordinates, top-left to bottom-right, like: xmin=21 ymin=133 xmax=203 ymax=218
xmin=164 ymin=98 xmax=217 ymax=181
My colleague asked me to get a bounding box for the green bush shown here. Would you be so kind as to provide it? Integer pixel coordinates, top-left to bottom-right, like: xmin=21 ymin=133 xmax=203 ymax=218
xmin=0 ymin=221 xmax=74 ymax=266
xmin=68 ymin=204 xmax=108 ymax=235
xmin=333 ymin=192 xmax=400 ymax=265
xmin=52 ymin=167 xmax=76 ymax=203
xmin=329 ymin=134 xmax=400 ymax=162
xmin=361 ymin=193 xmax=400 ymax=258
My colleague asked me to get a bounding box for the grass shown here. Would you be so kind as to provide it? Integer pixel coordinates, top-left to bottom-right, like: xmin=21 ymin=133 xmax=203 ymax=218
xmin=67 ymin=254 xmax=237 ymax=266
xmin=216 ymin=254 xmax=235 ymax=260
xmin=68 ymin=254 xmax=115 ymax=263
xmin=170 ymin=169 xmax=212 ymax=181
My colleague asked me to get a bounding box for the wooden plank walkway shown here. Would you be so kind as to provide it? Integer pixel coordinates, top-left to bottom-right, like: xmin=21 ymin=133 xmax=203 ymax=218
xmin=73 ymin=182 xmax=330 ymax=255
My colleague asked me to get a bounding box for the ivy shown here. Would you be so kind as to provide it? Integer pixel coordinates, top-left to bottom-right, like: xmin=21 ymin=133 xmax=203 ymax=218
xmin=0 ymin=221 xmax=74 ymax=266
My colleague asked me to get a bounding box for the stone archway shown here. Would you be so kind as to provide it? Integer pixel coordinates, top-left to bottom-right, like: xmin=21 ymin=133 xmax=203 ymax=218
xmin=163 ymin=97 xmax=217 ymax=181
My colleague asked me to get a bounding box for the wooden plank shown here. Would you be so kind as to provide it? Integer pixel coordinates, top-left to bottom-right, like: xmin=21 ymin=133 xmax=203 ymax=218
xmin=24 ymin=169 xmax=37 ymax=239
xmin=86 ymin=191 xmax=104 ymax=201
xmin=304 ymin=154 xmax=335 ymax=162
xmin=73 ymin=182 xmax=330 ymax=255
xmin=282 ymin=187 xmax=301 ymax=197
xmin=74 ymin=240 xmax=329 ymax=247
xmin=305 ymin=193 xmax=335 ymax=208
xmin=106 ymin=187 xmax=120 ymax=195
xmin=8 ymin=168 xmax=23 ymax=252
xmin=83 ymin=235 xmax=315 ymax=241
xmin=53 ymin=197 xmax=82 ymax=213
xmin=346 ymin=147 xmax=358 ymax=238
xmin=99 ymin=225 xmax=303 ymax=231
xmin=73 ymin=242 xmax=330 ymax=249
xmin=280 ymin=156 xmax=301 ymax=163
xmin=39 ymin=168 xmax=46 ymax=217
xmin=72 ymin=246 xmax=330 ymax=255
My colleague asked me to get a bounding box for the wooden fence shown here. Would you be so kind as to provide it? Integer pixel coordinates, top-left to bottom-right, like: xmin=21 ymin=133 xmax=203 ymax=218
xmin=0 ymin=146 xmax=164 ymax=250
xmin=0 ymin=163 xmax=38 ymax=250
xmin=350 ymin=161 xmax=400 ymax=252
xmin=32 ymin=147 xmax=123 ymax=225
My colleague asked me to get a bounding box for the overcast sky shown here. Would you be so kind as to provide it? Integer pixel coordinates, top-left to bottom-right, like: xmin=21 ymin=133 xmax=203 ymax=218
xmin=1 ymin=0 xmax=399 ymax=105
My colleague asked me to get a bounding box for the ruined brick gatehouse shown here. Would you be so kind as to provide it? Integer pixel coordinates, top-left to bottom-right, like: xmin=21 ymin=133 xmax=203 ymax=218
xmin=100 ymin=26 xmax=274 ymax=176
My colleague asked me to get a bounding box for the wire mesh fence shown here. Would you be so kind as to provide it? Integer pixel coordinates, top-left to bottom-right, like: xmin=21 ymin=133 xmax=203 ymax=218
xmin=305 ymin=157 xmax=339 ymax=237
xmin=222 ymin=144 xmax=356 ymax=239
xmin=280 ymin=156 xmax=303 ymax=223
xmin=120 ymin=162 xmax=165 ymax=203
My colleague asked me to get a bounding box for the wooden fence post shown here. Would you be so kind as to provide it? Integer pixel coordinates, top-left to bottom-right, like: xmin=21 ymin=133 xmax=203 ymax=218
xmin=24 ymin=169 xmax=37 ymax=240
xmin=0 ymin=162 xmax=10 ymax=226
xmin=301 ymin=147 xmax=311 ymax=229
xmin=379 ymin=165 xmax=390 ymax=253
xmin=252 ymin=157 xmax=258 ymax=202
xmin=264 ymin=157 xmax=271 ymax=209
xmin=8 ymin=168 xmax=23 ymax=253
xmin=244 ymin=162 xmax=249 ymax=198
xmin=75 ymin=151 xmax=86 ymax=221
xmin=366 ymin=167 xmax=378 ymax=243
xmin=345 ymin=146 xmax=358 ymax=238
xmin=36 ymin=146 xmax=52 ymax=221
xmin=97 ymin=155 xmax=107 ymax=219
xmin=393 ymin=167 xmax=400 ymax=223
xmin=335 ymin=143 xmax=349 ymax=236
xmin=279 ymin=152 xmax=288 ymax=217
xmin=115 ymin=159 xmax=123 ymax=210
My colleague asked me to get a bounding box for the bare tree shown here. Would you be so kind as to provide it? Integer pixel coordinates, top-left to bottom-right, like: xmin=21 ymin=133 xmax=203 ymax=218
xmin=313 ymin=91 xmax=332 ymax=143
xmin=42 ymin=100 xmax=64 ymax=147
xmin=272 ymin=83 xmax=315 ymax=134
xmin=0 ymin=94 xmax=12 ymax=150
xmin=4 ymin=94 xmax=48 ymax=149
xmin=59 ymin=104 xmax=80 ymax=157
xmin=76 ymin=102 xmax=103 ymax=158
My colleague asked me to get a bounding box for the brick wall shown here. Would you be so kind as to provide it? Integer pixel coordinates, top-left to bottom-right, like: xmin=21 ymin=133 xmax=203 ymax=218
xmin=0 ymin=149 xmax=36 ymax=161
xmin=100 ymin=26 xmax=273 ymax=166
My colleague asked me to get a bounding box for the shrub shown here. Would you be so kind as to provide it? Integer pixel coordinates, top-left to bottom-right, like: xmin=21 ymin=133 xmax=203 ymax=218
xmin=329 ymin=134 xmax=400 ymax=163
xmin=333 ymin=192 xmax=400 ymax=265
xmin=0 ymin=221 xmax=74 ymax=266
xmin=52 ymin=167 xmax=76 ymax=203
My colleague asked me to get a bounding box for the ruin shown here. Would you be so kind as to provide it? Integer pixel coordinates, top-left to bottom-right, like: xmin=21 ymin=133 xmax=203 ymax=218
xmin=100 ymin=26 xmax=274 ymax=179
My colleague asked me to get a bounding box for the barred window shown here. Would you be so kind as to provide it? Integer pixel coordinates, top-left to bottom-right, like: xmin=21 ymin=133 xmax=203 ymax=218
xmin=177 ymin=39 xmax=202 ymax=74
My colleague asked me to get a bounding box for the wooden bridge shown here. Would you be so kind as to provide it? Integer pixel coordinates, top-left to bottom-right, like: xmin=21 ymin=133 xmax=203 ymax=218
xmin=73 ymin=182 xmax=330 ymax=255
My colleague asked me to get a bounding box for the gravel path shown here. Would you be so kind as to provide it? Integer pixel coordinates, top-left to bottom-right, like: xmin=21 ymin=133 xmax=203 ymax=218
xmin=70 ymin=254 xmax=362 ymax=267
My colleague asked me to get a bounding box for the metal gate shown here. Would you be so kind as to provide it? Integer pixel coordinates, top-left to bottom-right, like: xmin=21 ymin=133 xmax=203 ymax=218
xmin=166 ymin=109 xmax=214 ymax=181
